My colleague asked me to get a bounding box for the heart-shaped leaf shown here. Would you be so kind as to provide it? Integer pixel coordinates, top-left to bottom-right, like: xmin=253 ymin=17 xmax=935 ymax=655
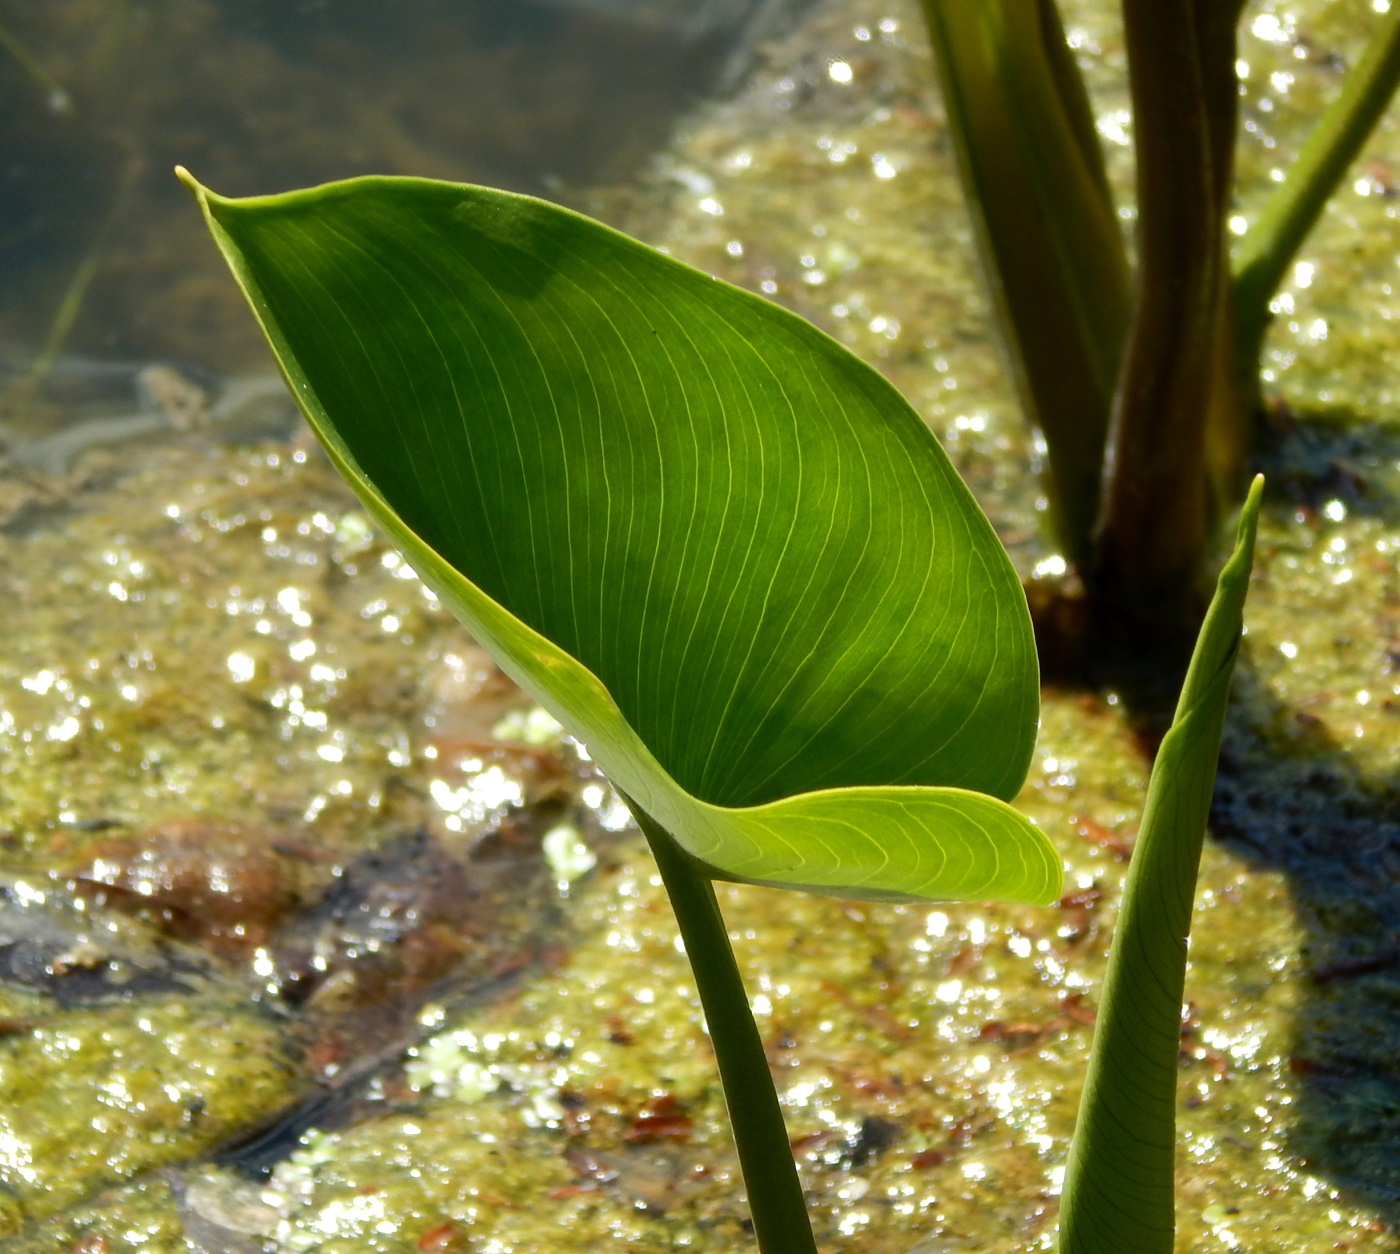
xmin=182 ymin=172 xmax=1059 ymax=906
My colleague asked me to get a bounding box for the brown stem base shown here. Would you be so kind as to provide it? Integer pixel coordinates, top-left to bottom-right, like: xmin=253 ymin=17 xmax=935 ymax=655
xmin=1026 ymin=569 xmax=1204 ymax=737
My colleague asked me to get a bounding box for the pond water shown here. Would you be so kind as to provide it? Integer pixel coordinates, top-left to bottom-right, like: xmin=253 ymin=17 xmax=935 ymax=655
xmin=1 ymin=0 xmax=1400 ymax=1251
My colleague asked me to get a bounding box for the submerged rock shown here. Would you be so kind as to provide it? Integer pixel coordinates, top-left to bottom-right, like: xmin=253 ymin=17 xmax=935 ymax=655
xmin=0 ymin=872 xmax=212 ymax=1003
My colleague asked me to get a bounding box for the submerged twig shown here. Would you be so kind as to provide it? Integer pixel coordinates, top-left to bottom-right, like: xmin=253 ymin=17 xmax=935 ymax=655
xmin=0 ymin=15 xmax=72 ymax=114
xmin=3 ymin=150 xmax=141 ymax=426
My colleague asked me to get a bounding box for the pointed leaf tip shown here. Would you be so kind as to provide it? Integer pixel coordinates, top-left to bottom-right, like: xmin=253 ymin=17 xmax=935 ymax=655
xmin=174 ymin=166 xmax=201 ymax=196
xmin=1240 ymin=473 xmax=1265 ymax=544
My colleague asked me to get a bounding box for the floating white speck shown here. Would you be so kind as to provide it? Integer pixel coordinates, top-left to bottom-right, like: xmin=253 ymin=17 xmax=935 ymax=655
xmin=543 ymin=825 xmax=596 ymax=888
xmin=828 ymin=59 xmax=853 ymax=83
xmin=22 ymin=670 xmax=55 ymax=695
xmin=1095 ymin=109 xmax=1132 ymax=147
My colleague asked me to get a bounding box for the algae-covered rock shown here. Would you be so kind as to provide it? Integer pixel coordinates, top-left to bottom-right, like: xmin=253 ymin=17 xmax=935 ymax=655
xmin=0 ymin=992 xmax=298 ymax=1221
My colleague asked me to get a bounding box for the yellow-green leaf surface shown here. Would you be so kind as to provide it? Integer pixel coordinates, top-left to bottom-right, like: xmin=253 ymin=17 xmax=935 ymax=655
xmin=1058 ymin=477 xmax=1263 ymax=1253
xmin=183 ymin=172 xmax=1059 ymax=906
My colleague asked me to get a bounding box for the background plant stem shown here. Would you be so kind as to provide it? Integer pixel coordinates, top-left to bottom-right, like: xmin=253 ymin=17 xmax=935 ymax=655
xmin=0 ymin=16 xmax=72 ymax=113
xmin=1091 ymin=0 xmax=1226 ymax=647
xmin=918 ymin=0 xmax=1131 ymax=566
xmin=1232 ymin=2 xmax=1400 ymax=400
xmin=631 ymin=806 xmax=818 ymax=1254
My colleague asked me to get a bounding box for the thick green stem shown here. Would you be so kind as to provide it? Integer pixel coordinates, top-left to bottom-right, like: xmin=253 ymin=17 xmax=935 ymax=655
xmin=1233 ymin=2 xmax=1400 ymax=375
xmin=630 ymin=805 xmax=817 ymax=1254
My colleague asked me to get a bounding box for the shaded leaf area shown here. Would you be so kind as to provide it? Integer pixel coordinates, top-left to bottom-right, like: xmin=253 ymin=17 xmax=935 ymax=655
xmin=188 ymin=174 xmax=1059 ymax=906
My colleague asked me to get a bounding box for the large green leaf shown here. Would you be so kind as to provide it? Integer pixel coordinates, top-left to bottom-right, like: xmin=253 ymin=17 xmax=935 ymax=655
xmin=1057 ymin=476 xmax=1263 ymax=1253
xmin=181 ymin=172 xmax=1059 ymax=907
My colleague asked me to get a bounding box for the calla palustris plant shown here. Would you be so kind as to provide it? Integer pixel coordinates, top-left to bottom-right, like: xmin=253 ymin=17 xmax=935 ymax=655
xmin=181 ymin=169 xmax=1060 ymax=1254
xmin=181 ymin=171 xmax=1259 ymax=1254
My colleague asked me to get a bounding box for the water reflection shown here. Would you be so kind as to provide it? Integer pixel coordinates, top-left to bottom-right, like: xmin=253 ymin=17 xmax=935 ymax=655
xmin=0 ymin=0 xmax=794 ymax=373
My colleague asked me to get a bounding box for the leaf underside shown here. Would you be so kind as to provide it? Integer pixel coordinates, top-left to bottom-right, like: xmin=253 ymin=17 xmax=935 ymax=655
xmin=185 ymin=172 xmax=1059 ymax=907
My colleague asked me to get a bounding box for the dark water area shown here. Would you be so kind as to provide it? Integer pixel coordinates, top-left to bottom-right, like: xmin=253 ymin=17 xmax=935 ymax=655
xmin=0 ymin=0 xmax=792 ymax=372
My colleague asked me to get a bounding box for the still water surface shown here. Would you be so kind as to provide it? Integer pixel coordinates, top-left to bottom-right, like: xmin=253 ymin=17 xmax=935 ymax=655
xmin=0 ymin=0 xmax=795 ymax=373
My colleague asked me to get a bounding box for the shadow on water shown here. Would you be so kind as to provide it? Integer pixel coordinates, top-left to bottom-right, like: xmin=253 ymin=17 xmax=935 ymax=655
xmin=1215 ymin=675 xmax=1400 ymax=1218
xmin=1208 ymin=413 xmax=1400 ymax=1220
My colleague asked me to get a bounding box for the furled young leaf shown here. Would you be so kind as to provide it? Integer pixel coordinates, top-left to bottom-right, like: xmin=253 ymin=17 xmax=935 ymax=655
xmin=1057 ymin=476 xmax=1263 ymax=1254
xmin=181 ymin=172 xmax=1059 ymax=907
xmin=918 ymin=0 xmax=1132 ymax=564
